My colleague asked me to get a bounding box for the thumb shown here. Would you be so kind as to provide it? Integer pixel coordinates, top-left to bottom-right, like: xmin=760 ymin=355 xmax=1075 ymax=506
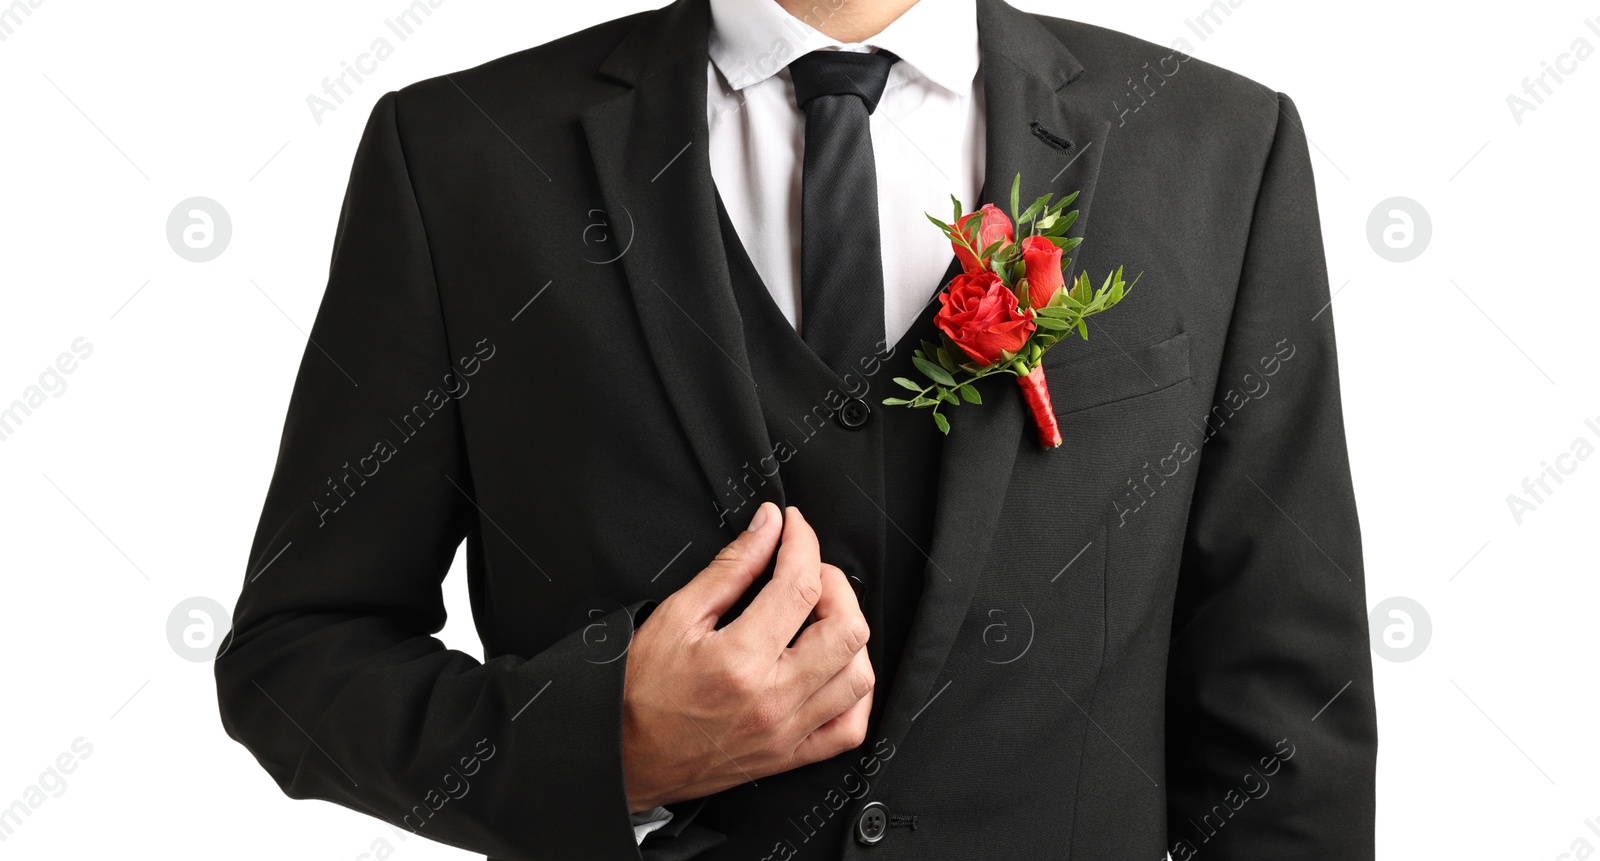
xmin=673 ymin=501 xmax=781 ymax=629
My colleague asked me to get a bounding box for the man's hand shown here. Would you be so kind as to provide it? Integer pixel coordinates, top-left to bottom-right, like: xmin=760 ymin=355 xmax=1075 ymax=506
xmin=620 ymin=503 xmax=874 ymax=813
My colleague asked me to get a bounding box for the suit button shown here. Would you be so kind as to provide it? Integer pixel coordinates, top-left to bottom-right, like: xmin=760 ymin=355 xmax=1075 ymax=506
xmin=836 ymin=397 xmax=871 ymax=430
xmin=847 ymin=573 xmax=868 ymax=601
xmin=854 ymin=801 xmax=889 ymax=844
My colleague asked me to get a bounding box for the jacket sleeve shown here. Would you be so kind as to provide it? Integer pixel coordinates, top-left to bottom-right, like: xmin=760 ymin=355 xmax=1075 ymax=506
xmin=1163 ymin=92 xmax=1378 ymax=859
xmin=214 ymin=90 xmax=652 ymax=861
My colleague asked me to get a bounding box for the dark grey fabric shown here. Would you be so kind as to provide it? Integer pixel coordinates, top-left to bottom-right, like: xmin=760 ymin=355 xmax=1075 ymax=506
xmin=214 ymin=1 xmax=1376 ymax=859
xmin=789 ymin=48 xmax=899 ymax=377
xmin=652 ymin=185 xmax=949 ymax=861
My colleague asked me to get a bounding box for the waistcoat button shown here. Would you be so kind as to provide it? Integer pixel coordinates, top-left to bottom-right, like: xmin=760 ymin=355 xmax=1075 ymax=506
xmin=854 ymin=801 xmax=889 ymax=844
xmin=836 ymin=397 xmax=871 ymax=430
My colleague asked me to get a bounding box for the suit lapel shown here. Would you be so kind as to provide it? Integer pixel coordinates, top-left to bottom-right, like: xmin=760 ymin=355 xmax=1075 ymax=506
xmin=876 ymin=0 xmax=1112 ymax=748
xmin=580 ymin=0 xmax=782 ymax=532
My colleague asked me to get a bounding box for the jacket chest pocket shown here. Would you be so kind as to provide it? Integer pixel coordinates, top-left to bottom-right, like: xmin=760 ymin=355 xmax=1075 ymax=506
xmin=1044 ymin=330 xmax=1191 ymax=417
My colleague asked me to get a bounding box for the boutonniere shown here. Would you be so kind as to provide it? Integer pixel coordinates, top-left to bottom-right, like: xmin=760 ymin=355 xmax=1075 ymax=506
xmin=883 ymin=174 xmax=1138 ymax=449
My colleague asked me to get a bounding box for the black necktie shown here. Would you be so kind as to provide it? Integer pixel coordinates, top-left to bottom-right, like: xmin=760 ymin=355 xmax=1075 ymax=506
xmin=788 ymin=48 xmax=900 ymax=377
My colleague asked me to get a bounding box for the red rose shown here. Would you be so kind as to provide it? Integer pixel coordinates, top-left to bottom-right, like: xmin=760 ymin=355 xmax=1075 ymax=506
xmin=953 ymin=204 xmax=1014 ymax=274
xmin=1020 ymin=235 xmax=1065 ymax=309
xmin=935 ymin=271 xmax=1036 ymax=366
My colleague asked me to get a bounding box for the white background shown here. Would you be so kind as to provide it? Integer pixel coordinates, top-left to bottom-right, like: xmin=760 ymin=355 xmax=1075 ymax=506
xmin=1 ymin=0 xmax=1597 ymax=858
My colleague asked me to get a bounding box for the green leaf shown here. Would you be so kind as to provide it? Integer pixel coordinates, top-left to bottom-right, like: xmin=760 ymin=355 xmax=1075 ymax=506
xmin=958 ymin=384 xmax=982 ymax=404
xmin=1032 ymin=315 xmax=1071 ymax=330
xmin=952 ymin=194 xmax=963 ymax=222
xmin=1018 ymin=193 xmax=1052 ymax=227
xmin=939 ymin=389 xmax=959 ymax=405
xmin=882 ymin=397 xmax=912 ymax=406
xmin=1077 ymin=317 xmax=1088 ymax=339
xmin=912 ymin=396 xmax=937 ymax=408
xmin=893 ymin=376 xmax=923 ymax=392
xmin=913 ymin=355 xmax=956 ymax=386
xmin=1110 ymin=280 xmax=1124 ymax=304
xmin=1009 ymin=173 xmax=1022 ymax=223
xmin=933 ymin=411 xmax=951 ymax=434
xmin=935 ymin=345 xmax=958 ymax=372
xmin=1044 ymin=194 xmax=1079 ymax=222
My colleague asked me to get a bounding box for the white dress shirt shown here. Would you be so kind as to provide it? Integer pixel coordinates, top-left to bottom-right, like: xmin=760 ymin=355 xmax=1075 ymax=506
xmin=707 ymin=0 xmax=984 ymax=348
xmin=629 ymin=0 xmax=983 ymax=844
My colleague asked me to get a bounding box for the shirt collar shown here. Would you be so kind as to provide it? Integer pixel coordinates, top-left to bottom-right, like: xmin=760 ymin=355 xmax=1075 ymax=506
xmin=708 ymin=0 xmax=979 ymax=95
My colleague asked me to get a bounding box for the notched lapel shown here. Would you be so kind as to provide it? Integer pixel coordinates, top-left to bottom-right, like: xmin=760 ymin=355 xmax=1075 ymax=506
xmin=875 ymin=0 xmax=1111 ymax=752
xmin=580 ymin=0 xmax=781 ymax=533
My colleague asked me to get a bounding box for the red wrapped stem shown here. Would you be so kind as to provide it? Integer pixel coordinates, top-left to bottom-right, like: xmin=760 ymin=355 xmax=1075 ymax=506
xmin=1016 ymin=364 xmax=1062 ymax=449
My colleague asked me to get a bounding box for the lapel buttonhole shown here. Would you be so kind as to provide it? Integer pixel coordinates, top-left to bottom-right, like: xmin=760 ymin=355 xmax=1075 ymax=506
xmin=1029 ymin=121 xmax=1074 ymax=155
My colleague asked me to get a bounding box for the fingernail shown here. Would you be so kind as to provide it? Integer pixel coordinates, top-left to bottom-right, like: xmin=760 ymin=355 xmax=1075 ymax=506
xmin=746 ymin=502 xmax=772 ymax=532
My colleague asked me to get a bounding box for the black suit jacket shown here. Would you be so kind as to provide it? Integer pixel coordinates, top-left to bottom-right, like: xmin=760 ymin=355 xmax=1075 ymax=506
xmin=215 ymin=0 xmax=1377 ymax=858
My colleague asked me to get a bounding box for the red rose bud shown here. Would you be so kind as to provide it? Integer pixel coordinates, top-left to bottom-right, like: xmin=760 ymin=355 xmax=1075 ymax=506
xmin=953 ymin=203 xmax=1014 ymax=274
xmin=1016 ymin=364 xmax=1062 ymax=448
xmin=1020 ymin=235 xmax=1065 ymax=309
xmin=935 ymin=271 xmax=1036 ymax=367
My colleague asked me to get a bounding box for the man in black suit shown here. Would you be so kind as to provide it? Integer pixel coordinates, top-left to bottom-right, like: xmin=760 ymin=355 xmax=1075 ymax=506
xmin=215 ymin=0 xmax=1376 ymax=859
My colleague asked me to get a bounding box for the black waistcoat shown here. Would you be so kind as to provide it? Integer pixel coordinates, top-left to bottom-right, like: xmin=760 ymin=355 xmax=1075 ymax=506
xmin=687 ymin=190 xmax=956 ymax=860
